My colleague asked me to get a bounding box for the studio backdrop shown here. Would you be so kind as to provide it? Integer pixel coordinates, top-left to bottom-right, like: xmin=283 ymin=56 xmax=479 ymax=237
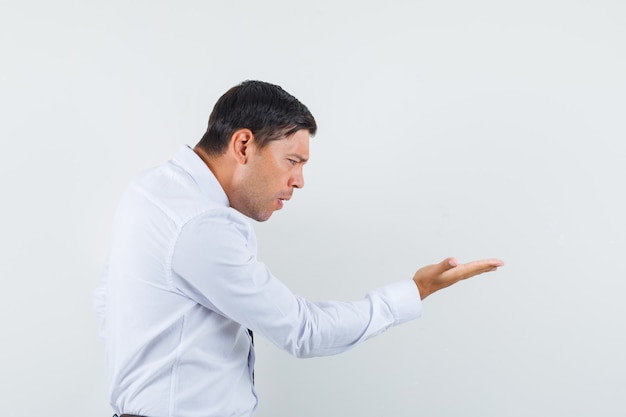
xmin=1 ymin=1 xmax=624 ymax=416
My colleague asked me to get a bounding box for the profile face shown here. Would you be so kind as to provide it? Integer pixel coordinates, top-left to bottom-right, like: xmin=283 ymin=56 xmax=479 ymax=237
xmin=232 ymin=129 xmax=310 ymax=222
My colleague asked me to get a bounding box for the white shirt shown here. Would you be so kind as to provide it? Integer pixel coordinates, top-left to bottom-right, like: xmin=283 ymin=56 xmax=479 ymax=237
xmin=94 ymin=145 xmax=422 ymax=417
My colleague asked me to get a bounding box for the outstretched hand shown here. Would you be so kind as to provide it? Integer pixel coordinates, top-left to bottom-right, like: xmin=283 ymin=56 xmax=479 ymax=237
xmin=413 ymin=257 xmax=504 ymax=300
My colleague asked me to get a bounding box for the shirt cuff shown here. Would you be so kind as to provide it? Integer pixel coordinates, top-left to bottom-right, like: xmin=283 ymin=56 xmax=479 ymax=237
xmin=380 ymin=279 xmax=423 ymax=324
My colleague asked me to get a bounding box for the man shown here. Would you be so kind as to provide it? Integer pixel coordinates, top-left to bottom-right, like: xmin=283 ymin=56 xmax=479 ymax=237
xmin=94 ymin=80 xmax=503 ymax=417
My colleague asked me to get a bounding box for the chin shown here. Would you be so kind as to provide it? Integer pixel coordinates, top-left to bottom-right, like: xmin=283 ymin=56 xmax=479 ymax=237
xmin=252 ymin=211 xmax=274 ymax=222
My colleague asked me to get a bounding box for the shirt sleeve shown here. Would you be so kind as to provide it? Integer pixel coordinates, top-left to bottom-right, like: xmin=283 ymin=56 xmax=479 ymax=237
xmin=170 ymin=209 xmax=422 ymax=358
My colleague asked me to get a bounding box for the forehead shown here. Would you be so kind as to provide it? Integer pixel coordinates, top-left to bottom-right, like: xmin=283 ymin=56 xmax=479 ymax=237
xmin=266 ymin=129 xmax=310 ymax=159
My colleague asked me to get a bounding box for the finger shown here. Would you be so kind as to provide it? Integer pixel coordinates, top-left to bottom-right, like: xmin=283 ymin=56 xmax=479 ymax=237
xmin=484 ymin=258 xmax=505 ymax=267
xmin=442 ymin=257 xmax=459 ymax=270
xmin=443 ymin=258 xmax=504 ymax=281
xmin=459 ymin=258 xmax=504 ymax=270
xmin=421 ymin=257 xmax=459 ymax=278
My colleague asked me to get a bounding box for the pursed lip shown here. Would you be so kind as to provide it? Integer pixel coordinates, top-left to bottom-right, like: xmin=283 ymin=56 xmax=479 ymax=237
xmin=276 ymin=194 xmax=292 ymax=209
xmin=278 ymin=193 xmax=292 ymax=202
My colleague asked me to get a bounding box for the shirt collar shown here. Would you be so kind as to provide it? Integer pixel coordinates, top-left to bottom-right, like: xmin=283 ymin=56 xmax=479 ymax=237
xmin=171 ymin=145 xmax=230 ymax=207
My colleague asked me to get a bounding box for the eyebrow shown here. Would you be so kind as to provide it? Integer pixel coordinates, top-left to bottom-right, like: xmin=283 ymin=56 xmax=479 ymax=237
xmin=288 ymin=153 xmax=309 ymax=163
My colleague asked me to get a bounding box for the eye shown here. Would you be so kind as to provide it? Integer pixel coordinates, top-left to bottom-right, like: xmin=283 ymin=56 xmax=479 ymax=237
xmin=287 ymin=159 xmax=297 ymax=166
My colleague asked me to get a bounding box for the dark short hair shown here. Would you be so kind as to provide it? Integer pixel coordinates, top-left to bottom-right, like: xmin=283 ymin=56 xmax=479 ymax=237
xmin=196 ymin=80 xmax=317 ymax=154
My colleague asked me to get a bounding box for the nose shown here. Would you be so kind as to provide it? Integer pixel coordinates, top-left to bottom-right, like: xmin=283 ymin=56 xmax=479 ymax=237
xmin=289 ymin=167 xmax=304 ymax=189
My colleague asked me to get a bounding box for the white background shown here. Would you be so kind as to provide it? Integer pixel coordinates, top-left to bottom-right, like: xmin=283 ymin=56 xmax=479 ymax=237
xmin=1 ymin=1 xmax=625 ymax=416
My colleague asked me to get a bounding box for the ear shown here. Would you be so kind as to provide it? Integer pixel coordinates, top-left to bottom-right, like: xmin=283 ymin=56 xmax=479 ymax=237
xmin=229 ymin=128 xmax=255 ymax=165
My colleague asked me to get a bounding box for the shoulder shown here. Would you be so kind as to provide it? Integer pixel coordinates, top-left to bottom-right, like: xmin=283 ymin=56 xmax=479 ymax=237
xmin=172 ymin=207 xmax=258 ymax=278
xmin=126 ymin=159 xmax=228 ymax=226
xmin=180 ymin=206 xmax=255 ymax=246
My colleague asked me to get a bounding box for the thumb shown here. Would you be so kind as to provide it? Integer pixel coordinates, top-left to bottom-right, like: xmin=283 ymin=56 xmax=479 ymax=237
xmin=441 ymin=257 xmax=458 ymax=271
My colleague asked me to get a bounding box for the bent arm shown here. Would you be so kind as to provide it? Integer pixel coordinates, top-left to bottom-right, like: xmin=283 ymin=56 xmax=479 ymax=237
xmin=170 ymin=211 xmax=422 ymax=358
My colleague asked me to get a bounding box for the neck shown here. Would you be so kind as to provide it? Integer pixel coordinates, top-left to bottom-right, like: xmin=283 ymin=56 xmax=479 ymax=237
xmin=193 ymin=146 xmax=235 ymax=201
